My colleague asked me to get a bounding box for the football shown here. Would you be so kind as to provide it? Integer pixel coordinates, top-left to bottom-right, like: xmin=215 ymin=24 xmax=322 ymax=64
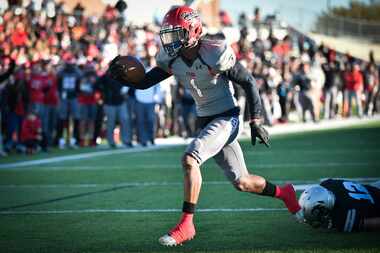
xmin=111 ymin=55 xmax=146 ymax=84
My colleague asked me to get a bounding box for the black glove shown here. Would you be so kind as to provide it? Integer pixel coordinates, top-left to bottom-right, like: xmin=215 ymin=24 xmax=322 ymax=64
xmin=250 ymin=121 xmax=270 ymax=147
xmin=107 ymin=55 xmax=126 ymax=82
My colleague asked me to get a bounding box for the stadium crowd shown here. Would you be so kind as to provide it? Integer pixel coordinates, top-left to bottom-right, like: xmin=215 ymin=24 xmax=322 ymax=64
xmin=0 ymin=1 xmax=379 ymax=155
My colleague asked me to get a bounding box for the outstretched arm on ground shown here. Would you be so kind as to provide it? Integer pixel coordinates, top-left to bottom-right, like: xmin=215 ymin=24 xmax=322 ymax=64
xmin=363 ymin=217 xmax=380 ymax=231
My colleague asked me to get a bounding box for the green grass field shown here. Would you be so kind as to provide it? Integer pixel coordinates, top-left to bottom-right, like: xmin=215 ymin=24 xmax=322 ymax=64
xmin=0 ymin=122 xmax=380 ymax=253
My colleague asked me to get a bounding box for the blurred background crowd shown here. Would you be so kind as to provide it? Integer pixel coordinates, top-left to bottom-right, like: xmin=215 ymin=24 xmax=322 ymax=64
xmin=0 ymin=0 xmax=379 ymax=156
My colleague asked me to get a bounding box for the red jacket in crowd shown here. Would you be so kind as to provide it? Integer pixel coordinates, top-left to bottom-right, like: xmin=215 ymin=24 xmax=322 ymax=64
xmin=43 ymin=74 xmax=59 ymax=106
xmin=27 ymin=73 xmax=50 ymax=104
xmin=21 ymin=114 xmax=42 ymax=142
xmin=11 ymin=30 xmax=28 ymax=47
xmin=344 ymin=69 xmax=363 ymax=92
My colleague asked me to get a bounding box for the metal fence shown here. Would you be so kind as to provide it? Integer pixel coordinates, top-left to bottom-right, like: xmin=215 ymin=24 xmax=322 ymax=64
xmin=315 ymin=15 xmax=380 ymax=42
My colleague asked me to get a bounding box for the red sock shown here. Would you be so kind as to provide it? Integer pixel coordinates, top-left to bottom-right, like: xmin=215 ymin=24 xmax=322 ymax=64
xmin=180 ymin=213 xmax=194 ymax=224
xmin=275 ymin=184 xmax=301 ymax=213
xmin=168 ymin=212 xmax=196 ymax=244
xmin=275 ymin=186 xmax=282 ymax=198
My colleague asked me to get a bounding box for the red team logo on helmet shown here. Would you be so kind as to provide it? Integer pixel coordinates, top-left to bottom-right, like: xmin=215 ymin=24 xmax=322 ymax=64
xmin=160 ymin=6 xmax=203 ymax=57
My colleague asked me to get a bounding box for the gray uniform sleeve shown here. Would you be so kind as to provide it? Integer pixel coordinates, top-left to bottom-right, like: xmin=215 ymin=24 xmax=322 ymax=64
xmin=222 ymin=61 xmax=263 ymax=119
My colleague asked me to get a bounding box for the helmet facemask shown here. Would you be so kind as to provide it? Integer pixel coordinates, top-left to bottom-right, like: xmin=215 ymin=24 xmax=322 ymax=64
xmin=159 ymin=27 xmax=189 ymax=57
xmin=307 ymin=204 xmax=332 ymax=229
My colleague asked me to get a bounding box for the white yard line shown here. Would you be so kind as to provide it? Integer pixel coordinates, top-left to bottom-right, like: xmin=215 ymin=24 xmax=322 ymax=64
xmin=0 ymin=208 xmax=287 ymax=215
xmin=0 ymin=144 xmax=182 ymax=170
xmin=0 ymin=178 xmax=378 ymax=189
xmin=244 ymin=162 xmax=378 ymax=169
xmin=0 ymin=161 xmax=378 ymax=172
xmin=264 ymin=115 xmax=380 ymax=135
xmin=0 ymin=116 xmax=379 ymax=170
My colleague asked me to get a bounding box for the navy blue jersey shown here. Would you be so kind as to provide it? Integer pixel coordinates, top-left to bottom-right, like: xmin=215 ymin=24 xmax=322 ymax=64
xmin=321 ymin=179 xmax=380 ymax=232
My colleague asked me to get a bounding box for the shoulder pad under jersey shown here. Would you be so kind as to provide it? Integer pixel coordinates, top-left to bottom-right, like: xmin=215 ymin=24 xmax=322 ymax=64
xmin=198 ymin=39 xmax=236 ymax=73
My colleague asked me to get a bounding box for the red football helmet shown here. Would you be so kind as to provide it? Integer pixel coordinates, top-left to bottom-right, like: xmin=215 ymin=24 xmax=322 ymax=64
xmin=160 ymin=6 xmax=203 ymax=57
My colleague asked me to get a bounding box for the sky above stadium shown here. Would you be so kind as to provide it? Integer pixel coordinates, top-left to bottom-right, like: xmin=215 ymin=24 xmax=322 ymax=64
xmin=106 ymin=0 xmax=372 ymax=31
xmin=221 ymin=0 xmax=373 ymax=31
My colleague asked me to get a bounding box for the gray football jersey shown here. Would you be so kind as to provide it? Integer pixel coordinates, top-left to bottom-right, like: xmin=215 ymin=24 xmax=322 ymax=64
xmin=156 ymin=39 xmax=237 ymax=117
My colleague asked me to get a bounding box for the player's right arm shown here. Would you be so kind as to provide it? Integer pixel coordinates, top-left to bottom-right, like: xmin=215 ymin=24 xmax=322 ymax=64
xmin=108 ymin=63 xmax=171 ymax=90
xmin=135 ymin=67 xmax=172 ymax=89
xmin=108 ymin=49 xmax=172 ymax=90
xmin=336 ymin=211 xmax=380 ymax=232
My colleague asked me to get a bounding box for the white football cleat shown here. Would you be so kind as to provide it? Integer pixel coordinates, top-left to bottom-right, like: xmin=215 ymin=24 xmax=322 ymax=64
xmin=158 ymin=234 xmax=178 ymax=246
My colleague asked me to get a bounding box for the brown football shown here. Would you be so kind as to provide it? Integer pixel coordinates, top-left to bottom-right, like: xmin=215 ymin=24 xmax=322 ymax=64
xmin=117 ymin=56 xmax=146 ymax=84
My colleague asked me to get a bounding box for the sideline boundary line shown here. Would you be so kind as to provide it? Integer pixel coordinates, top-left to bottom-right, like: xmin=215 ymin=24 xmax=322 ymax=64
xmin=0 ymin=144 xmax=180 ymax=169
xmin=1 ymin=161 xmax=377 ymax=172
xmin=0 ymin=208 xmax=287 ymax=215
xmin=0 ymin=178 xmax=378 ymax=189
xmin=1 ymin=116 xmax=379 ymax=169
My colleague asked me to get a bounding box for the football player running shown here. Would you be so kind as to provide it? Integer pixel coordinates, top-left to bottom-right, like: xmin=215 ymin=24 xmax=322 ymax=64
xmin=109 ymin=6 xmax=302 ymax=246
xmin=299 ymin=179 xmax=380 ymax=232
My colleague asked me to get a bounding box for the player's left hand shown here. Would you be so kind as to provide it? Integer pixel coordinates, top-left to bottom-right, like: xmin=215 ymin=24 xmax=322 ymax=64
xmin=250 ymin=120 xmax=270 ymax=147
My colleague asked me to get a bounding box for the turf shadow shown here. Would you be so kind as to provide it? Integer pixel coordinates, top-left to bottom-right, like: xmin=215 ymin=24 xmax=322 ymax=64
xmin=0 ymin=184 xmax=133 ymax=211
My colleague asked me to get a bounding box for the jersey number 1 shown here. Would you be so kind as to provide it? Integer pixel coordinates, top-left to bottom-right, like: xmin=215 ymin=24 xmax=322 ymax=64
xmin=343 ymin=181 xmax=375 ymax=204
xmin=190 ymin=79 xmax=203 ymax=97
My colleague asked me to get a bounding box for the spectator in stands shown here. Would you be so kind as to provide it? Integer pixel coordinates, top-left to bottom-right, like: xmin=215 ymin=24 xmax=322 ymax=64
xmin=322 ymin=60 xmax=342 ymax=119
xmin=0 ymin=58 xmax=16 ymax=155
xmin=308 ymin=54 xmax=325 ymax=121
xmin=20 ymin=111 xmax=43 ymax=154
xmin=344 ymin=62 xmax=363 ymax=117
xmin=95 ymin=73 xmax=131 ymax=148
xmin=27 ymin=61 xmax=47 ymax=118
xmin=11 ymin=22 xmax=29 ymax=48
xmin=252 ymin=59 xmax=273 ymax=125
xmin=293 ymin=61 xmax=316 ymax=122
xmin=3 ymin=71 xmax=29 ymax=153
xmin=277 ymin=64 xmax=292 ymax=123
xmin=42 ymin=62 xmax=59 ymax=147
xmin=363 ymin=63 xmax=379 ymax=116
xmin=135 ymin=82 xmax=161 ymax=146
xmin=56 ymin=61 xmax=82 ymax=148
xmin=78 ymin=66 xmax=98 ymax=147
